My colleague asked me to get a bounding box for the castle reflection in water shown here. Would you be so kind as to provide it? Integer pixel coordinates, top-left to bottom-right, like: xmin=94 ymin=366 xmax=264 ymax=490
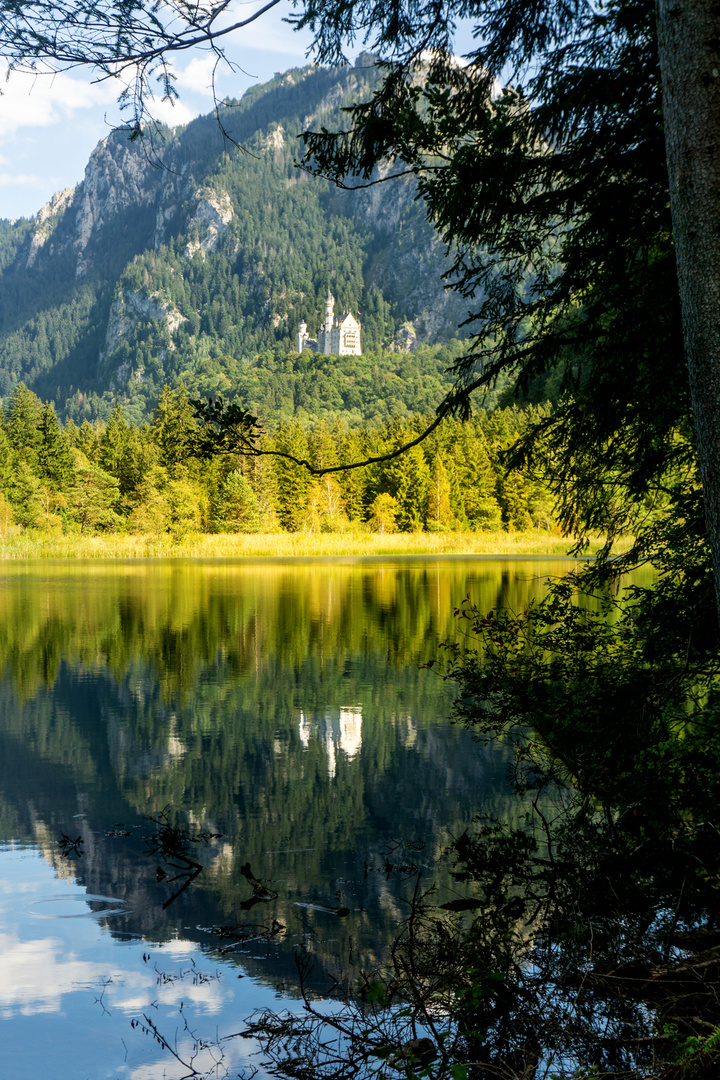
xmin=298 ymin=707 xmax=363 ymax=778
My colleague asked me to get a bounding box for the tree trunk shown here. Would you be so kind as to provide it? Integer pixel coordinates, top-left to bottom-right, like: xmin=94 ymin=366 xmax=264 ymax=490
xmin=656 ymin=0 xmax=720 ymax=621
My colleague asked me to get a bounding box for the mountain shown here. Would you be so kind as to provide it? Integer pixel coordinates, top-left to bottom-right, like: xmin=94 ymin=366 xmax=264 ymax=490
xmin=0 ymin=60 xmax=472 ymax=425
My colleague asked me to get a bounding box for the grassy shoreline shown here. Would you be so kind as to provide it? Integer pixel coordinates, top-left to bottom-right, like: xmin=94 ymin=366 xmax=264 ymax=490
xmin=0 ymin=529 xmax=607 ymax=560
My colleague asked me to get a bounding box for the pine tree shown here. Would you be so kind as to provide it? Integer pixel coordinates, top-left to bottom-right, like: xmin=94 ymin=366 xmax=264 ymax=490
xmin=128 ymin=466 xmax=170 ymax=533
xmin=37 ymin=402 xmax=74 ymax=490
xmin=8 ymin=460 xmax=42 ymax=529
xmin=75 ymin=420 xmax=99 ymax=463
xmin=498 ymin=470 xmax=533 ymax=532
xmin=426 ymin=455 xmax=453 ymax=532
xmin=390 ymin=444 xmax=431 ymax=532
xmin=271 ymin=421 xmax=312 ymax=531
xmin=67 ymin=464 xmax=121 ymax=533
xmin=152 ymin=384 xmax=198 ymax=476
xmin=212 ymin=471 xmax=262 ymax=533
xmin=165 ymin=476 xmax=203 ymax=538
xmin=98 ymin=405 xmax=139 ymax=495
xmin=0 ymin=422 xmax=15 ymax=497
xmin=4 ymin=383 xmax=42 ymax=469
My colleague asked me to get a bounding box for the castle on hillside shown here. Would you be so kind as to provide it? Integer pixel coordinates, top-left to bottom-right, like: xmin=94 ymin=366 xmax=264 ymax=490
xmin=297 ymin=291 xmax=361 ymax=356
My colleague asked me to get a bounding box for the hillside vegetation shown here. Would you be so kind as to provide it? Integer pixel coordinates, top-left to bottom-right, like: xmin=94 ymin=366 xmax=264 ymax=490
xmin=0 ymin=382 xmax=556 ymax=540
xmin=0 ymin=62 xmax=474 ymax=425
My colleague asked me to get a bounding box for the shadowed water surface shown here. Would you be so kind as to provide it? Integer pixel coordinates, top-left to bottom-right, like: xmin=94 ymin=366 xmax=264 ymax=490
xmin=0 ymin=556 xmax=584 ymax=1078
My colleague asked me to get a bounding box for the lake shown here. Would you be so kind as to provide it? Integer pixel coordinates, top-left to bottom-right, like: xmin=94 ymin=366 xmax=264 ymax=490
xmin=0 ymin=556 xmax=582 ymax=1079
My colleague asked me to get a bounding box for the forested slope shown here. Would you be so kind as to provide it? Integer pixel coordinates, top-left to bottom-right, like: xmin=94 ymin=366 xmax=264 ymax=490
xmin=0 ymin=61 xmax=472 ymax=425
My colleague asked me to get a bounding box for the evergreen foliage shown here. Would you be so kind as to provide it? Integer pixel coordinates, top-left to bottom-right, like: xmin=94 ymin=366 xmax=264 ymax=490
xmin=0 ymin=382 xmax=555 ymax=537
xmin=235 ymin=2 xmax=720 ymax=1075
xmin=0 ymin=64 xmax=473 ymax=423
xmin=67 ymin=462 xmax=122 ymax=533
xmin=296 ymin=0 xmax=690 ymax=558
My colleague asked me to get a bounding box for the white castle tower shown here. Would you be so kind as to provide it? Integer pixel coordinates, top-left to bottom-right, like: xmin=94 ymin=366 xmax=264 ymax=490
xmin=297 ymin=319 xmax=308 ymax=353
xmin=297 ymin=290 xmax=361 ymax=356
xmin=322 ymin=290 xmax=335 ymax=344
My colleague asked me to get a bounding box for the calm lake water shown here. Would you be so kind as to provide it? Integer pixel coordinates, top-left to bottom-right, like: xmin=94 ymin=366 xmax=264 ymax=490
xmin=0 ymin=556 xmax=585 ymax=1079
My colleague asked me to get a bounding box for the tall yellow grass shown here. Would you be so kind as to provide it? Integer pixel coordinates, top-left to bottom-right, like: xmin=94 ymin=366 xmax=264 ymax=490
xmin=0 ymin=529 xmax=609 ymax=560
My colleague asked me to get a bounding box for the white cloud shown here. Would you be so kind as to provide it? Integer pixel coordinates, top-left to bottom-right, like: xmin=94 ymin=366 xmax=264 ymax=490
xmin=0 ymin=874 xmax=46 ymax=894
xmin=0 ymin=2 xmax=319 ymax=219
xmin=173 ymin=55 xmax=221 ymax=97
xmin=0 ymin=66 xmax=117 ymax=136
xmin=143 ymin=93 xmax=198 ymax=128
xmin=0 ymin=929 xmax=226 ymax=1018
xmin=0 ymin=173 xmax=48 ymax=190
xmin=112 ymin=940 xmax=227 ymax=1013
xmin=215 ymin=0 xmax=313 ymax=59
xmin=0 ymin=932 xmax=108 ymax=1016
xmin=0 ymin=3 xmax=314 ymax=142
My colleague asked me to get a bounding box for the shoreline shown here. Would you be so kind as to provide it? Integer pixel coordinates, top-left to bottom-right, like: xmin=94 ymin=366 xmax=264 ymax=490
xmin=0 ymin=530 xmax=613 ymax=560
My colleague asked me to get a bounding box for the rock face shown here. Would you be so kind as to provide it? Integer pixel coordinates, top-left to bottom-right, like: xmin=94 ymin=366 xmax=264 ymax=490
xmin=74 ymin=136 xmax=161 ymax=266
xmin=27 ymin=187 xmax=75 ymax=268
xmin=347 ymin=166 xmax=469 ymax=344
xmin=185 ymin=187 xmax=234 ymax=258
xmin=104 ymin=290 xmax=186 ymax=354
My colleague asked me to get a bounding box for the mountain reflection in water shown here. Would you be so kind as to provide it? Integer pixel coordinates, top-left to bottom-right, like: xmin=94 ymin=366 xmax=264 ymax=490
xmin=0 ymin=557 xmax=577 ymax=1079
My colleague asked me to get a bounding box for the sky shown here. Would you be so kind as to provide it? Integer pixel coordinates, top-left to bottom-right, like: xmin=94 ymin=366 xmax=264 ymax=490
xmin=0 ymin=3 xmax=321 ymax=221
xmin=0 ymin=3 xmax=480 ymax=223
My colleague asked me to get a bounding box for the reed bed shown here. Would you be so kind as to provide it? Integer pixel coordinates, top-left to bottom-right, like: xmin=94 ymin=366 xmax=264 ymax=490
xmin=0 ymin=529 xmax=609 ymax=560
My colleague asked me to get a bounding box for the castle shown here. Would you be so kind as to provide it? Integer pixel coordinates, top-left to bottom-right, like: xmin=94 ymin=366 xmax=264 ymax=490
xmin=297 ymin=291 xmax=361 ymax=356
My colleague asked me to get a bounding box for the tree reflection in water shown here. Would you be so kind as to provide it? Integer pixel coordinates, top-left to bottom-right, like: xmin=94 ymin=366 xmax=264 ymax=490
xmin=4 ymin=558 xmax=710 ymax=1078
xmin=249 ymin=577 xmax=720 ymax=1080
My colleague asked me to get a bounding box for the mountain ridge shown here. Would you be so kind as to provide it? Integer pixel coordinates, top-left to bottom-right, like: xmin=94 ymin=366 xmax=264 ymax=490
xmin=0 ymin=62 xmax=471 ymax=425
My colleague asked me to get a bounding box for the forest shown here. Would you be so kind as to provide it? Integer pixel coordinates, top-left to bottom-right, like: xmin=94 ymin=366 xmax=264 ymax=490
xmin=0 ymin=379 xmax=556 ymax=538
xmin=0 ymin=62 xmax=470 ymax=422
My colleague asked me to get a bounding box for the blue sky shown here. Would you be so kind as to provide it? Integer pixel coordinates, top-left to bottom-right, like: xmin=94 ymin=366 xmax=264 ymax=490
xmin=0 ymin=3 xmax=480 ymax=222
xmin=0 ymin=4 xmax=319 ymax=221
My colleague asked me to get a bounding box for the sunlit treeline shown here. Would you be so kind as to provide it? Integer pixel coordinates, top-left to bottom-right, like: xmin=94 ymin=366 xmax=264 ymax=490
xmin=0 ymin=381 xmax=556 ymax=536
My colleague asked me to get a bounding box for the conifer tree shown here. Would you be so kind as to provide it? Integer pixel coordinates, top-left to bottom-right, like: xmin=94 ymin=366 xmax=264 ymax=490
xmin=4 ymin=384 xmax=42 ymax=469
xmin=67 ymin=463 xmax=121 ymax=533
xmin=426 ymin=455 xmax=452 ymax=532
xmin=0 ymin=423 xmax=15 ymax=497
xmin=457 ymin=429 xmax=502 ymax=531
xmin=98 ymin=405 xmax=138 ymax=494
xmin=128 ymin=466 xmax=170 ymax=533
xmin=152 ymin=384 xmax=198 ymax=476
xmin=271 ymin=421 xmax=312 ymax=531
xmin=164 ymin=476 xmax=203 ymax=538
xmin=336 ymin=427 xmax=368 ymax=522
xmin=75 ymin=420 xmax=99 ymax=463
xmin=37 ymin=403 xmax=74 ymax=490
xmin=211 ymin=471 xmax=262 ymax=533
xmin=8 ymin=460 xmax=42 ymax=529
xmin=390 ymin=444 xmax=430 ymax=532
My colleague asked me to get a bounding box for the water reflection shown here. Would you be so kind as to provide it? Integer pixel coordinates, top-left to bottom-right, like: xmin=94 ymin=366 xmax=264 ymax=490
xmin=0 ymin=847 xmax=281 ymax=1079
xmin=0 ymin=556 xmax=579 ymax=1078
xmin=298 ymin=708 xmax=363 ymax=778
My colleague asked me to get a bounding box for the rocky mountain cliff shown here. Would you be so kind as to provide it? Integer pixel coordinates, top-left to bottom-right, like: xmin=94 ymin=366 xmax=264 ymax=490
xmin=0 ymin=61 xmax=470 ymax=422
